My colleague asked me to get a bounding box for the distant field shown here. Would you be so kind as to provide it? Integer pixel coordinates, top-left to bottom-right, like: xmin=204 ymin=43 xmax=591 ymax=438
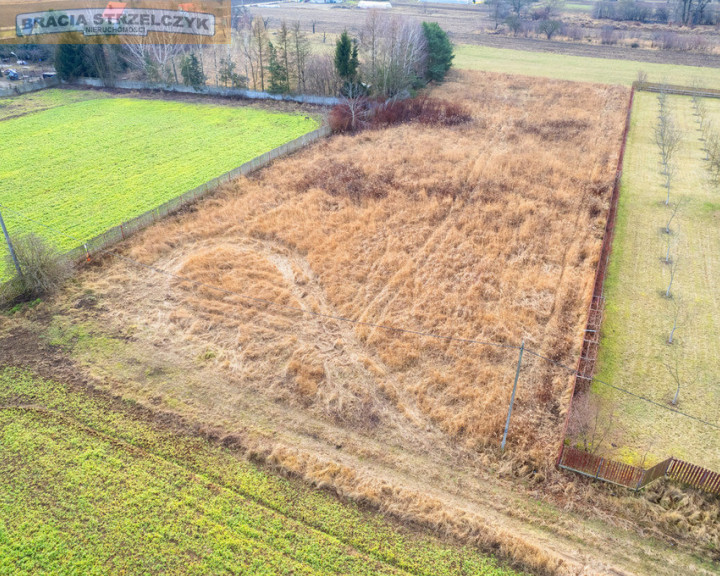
xmin=454 ymin=44 xmax=720 ymax=87
xmin=0 ymin=367 xmax=520 ymax=576
xmin=0 ymin=90 xmax=318 ymax=278
xmin=594 ymin=91 xmax=720 ymax=469
xmin=563 ymin=2 xmax=593 ymax=12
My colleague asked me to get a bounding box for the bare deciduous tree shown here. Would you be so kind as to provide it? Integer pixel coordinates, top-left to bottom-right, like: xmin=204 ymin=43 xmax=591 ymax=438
xmin=665 ymin=257 xmax=679 ymax=298
xmin=706 ymin=129 xmax=720 ymax=181
xmin=291 ymin=21 xmax=310 ymax=93
xmin=663 ymin=352 xmax=696 ymax=406
xmin=566 ymin=391 xmax=620 ymax=454
xmin=121 ymin=36 xmax=187 ymax=83
xmin=251 ymin=17 xmax=269 ymax=91
xmin=664 ymin=197 xmax=686 ymax=235
xmin=360 ymin=14 xmax=427 ymax=97
xmin=667 ymin=295 xmax=686 ymax=344
xmin=655 ymin=106 xmax=682 ymax=205
xmin=305 ymin=53 xmax=340 ymax=96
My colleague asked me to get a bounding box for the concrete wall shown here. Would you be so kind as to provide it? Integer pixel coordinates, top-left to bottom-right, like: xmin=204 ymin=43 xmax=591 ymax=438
xmin=0 ymin=76 xmax=59 ymax=98
xmin=72 ymin=78 xmax=340 ymax=106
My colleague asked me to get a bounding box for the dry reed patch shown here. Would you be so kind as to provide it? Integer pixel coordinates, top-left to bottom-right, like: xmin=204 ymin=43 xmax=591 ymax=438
xmin=119 ymin=70 xmax=627 ymax=462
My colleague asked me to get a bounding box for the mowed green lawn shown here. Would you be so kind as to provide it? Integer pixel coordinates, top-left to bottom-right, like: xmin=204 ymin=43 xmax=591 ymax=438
xmin=0 ymin=367 xmax=521 ymax=576
xmin=454 ymin=44 xmax=720 ymax=88
xmin=594 ymin=91 xmax=720 ymax=469
xmin=0 ymin=90 xmax=318 ymax=277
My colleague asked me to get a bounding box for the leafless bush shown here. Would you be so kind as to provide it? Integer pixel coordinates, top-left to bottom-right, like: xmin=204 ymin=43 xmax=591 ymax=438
xmin=330 ymin=96 xmax=472 ymax=134
xmin=4 ymin=233 xmax=73 ymax=299
xmin=600 ymin=25 xmax=618 ymax=45
xmin=565 ymin=24 xmax=584 ymax=41
xmin=328 ymin=96 xmax=372 ymax=133
xmin=521 ymin=20 xmax=536 ymax=37
xmin=652 ymin=31 xmax=711 ymax=52
xmin=566 ymin=391 xmax=620 ymax=454
xmin=304 ymin=53 xmax=340 ymax=96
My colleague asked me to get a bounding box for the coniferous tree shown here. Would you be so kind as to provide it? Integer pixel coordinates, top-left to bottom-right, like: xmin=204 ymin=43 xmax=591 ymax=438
xmin=334 ymin=31 xmax=358 ymax=82
xmin=267 ymin=42 xmax=289 ymax=94
xmin=55 ymin=42 xmax=88 ymax=81
xmin=422 ymin=22 xmax=454 ymax=83
xmin=180 ymin=52 xmax=206 ymax=90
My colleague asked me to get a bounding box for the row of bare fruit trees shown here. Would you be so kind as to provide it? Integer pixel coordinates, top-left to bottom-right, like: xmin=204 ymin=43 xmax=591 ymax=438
xmin=654 ymin=87 xmax=719 ymax=406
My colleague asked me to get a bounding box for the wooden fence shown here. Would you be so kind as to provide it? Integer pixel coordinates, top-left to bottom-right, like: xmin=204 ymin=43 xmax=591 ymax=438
xmin=559 ymin=446 xmax=720 ymax=494
xmin=667 ymin=460 xmax=720 ymax=494
xmin=634 ymin=81 xmax=720 ymax=100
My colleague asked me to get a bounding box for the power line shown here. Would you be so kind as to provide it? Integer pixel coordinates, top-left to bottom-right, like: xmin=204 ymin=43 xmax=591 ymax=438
xmin=591 ymin=376 xmax=720 ymax=430
xmin=526 ymin=349 xmax=720 ymax=431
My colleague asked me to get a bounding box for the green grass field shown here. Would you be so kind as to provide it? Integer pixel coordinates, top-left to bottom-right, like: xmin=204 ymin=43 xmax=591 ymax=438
xmin=0 ymin=90 xmax=318 ymax=278
xmin=454 ymin=45 xmax=720 ymax=88
xmin=0 ymin=367 xmax=521 ymax=576
xmin=594 ymin=91 xmax=720 ymax=469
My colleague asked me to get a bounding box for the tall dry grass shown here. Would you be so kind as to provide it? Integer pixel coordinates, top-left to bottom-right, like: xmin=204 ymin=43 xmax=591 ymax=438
xmin=120 ymin=70 xmax=627 ymax=462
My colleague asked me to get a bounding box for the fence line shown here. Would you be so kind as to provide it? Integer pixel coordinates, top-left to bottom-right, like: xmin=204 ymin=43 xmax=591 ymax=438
xmin=559 ymin=446 xmax=720 ymax=494
xmin=71 ymin=78 xmax=341 ymax=106
xmin=634 ymin=81 xmax=720 ymax=100
xmin=64 ymin=125 xmax=330 ymax=263
xmin=0 ymin=76 xmax=59 ymax=98
xmin=556 ymin=86 xmax=635 ymax=466
xmin=1 ymin=125 xmax=330 ymax=296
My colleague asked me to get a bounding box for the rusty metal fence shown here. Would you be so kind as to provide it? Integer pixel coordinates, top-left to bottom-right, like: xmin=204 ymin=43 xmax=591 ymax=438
xmin=557 ymin=86 xmax=635 ymax=455
xmin=559 ymin=446 xmax=720 ymax=494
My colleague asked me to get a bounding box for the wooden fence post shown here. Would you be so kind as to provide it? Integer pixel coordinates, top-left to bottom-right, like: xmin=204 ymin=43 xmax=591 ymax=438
xmin=501 ymin=340 xmax=524 ymax=452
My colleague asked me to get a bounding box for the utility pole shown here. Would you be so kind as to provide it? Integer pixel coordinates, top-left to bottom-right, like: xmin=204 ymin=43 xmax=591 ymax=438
xmin=501 ymin=340 xmax=524 ymax=452
xmin=0 ymin=208 xmax=22 ymax=279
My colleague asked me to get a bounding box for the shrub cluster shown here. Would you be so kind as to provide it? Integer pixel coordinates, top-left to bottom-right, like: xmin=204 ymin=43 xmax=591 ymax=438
xmin=329 ymin=96 xmax=472 ymax=134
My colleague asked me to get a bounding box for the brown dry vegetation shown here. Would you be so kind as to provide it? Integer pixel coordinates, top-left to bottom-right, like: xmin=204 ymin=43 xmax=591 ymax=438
xmin=115 ymin=70 xmax=626 ymax=462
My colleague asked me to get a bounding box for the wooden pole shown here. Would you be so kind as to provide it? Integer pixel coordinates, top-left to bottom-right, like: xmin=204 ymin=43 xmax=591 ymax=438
xmin=501 ymin=340 xmax=524 ymax=452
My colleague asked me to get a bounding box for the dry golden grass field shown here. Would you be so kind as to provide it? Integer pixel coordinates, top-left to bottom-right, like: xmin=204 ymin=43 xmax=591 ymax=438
xmin=112 ymin=70 xmax=626 ymax=461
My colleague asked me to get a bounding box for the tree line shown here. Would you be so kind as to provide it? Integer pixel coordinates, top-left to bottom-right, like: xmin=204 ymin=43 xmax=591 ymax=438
xmin=51 ymin=12 xmax=452 ymax=98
